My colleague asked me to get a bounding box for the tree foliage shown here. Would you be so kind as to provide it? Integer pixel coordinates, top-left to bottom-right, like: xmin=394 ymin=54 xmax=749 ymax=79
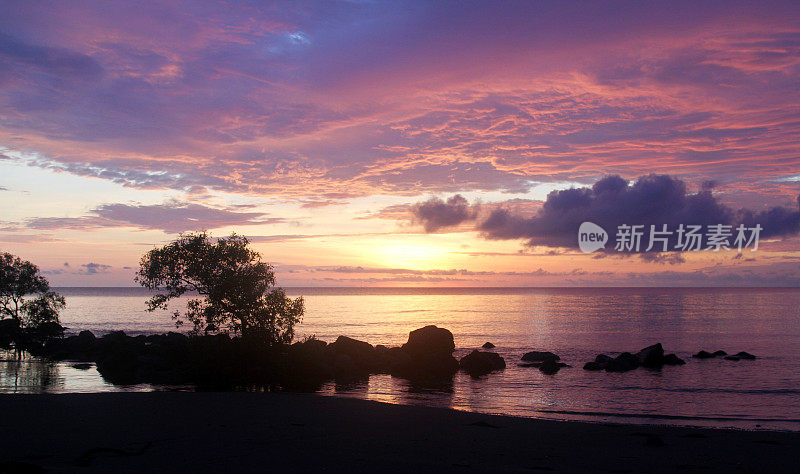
xmin=0 ymin=252 xmax=65 ymax=327
xmin=136 ymin=232 xmax=303 ymax=344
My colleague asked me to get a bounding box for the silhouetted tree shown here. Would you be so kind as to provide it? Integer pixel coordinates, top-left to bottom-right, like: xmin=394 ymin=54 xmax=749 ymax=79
xmin=0 ymin=252 xmax=65 ymax=327
xmin=136 ymin=232 xmax=303 ymax=344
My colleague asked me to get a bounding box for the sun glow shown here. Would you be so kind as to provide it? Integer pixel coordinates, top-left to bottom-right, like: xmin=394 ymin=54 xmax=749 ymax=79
xmin=371 ymin=242 xmax=451 ymax=269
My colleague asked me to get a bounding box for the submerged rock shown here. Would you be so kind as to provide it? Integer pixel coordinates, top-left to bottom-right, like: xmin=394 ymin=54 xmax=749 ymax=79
xmin=692 ymin=350 xmax=715 ymax=359
xmin=663 ymin=354 xmax=686 ymax=365
xmin=459 ymin=350 xmax=506 ymax=376
xmin=539 ymin=358 xmax=569 ymax=375
xmin=521 ymin=351 xmax=560 ymax=362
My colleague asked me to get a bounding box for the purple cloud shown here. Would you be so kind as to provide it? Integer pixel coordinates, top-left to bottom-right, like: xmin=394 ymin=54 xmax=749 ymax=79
xmin=410 ymin=195 xmax=478 ymax=232
xmin=23 ymin=201 xmax=284 ymax=234
xmin=78 ymin=262 xmax=111 ymax=275
xmin=476 ymin=174 xmax=800 ymax=249
xmin=0 ymin=1 xmax=796 ymax=204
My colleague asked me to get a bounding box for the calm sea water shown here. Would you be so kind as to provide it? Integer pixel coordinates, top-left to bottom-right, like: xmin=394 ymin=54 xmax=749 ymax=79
xmin=3 ymin=287 xmax=800 ymax=430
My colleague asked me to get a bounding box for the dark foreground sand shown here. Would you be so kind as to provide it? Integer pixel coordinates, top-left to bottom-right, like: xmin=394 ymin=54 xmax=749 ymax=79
xmin=0 ymin=392 xmax=797 ymax=473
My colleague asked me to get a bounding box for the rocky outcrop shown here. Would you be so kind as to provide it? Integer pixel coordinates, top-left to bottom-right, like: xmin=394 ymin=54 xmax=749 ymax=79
xmin=693 ymin=349 xmax=755 ymax=361
xmin=521 ymin=351 xmax=559 ymax=362
xmin=583 ymin=344 xmax=684 ymax=372
xmin=724 ymin=351 xmax=757 ymax=361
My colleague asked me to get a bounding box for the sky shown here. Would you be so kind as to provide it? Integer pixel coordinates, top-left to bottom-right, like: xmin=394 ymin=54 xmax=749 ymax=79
xmin=0 ymin=0 xmax=799 ymax=287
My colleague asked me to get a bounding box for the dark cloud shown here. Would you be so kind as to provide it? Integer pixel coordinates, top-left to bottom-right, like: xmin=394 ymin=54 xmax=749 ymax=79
xmin=24 ymin=201 xmax=283 ymax=234
xmin=477 ymin=174 xmax=800 ymax=249
xmin=0 ymin=33 xmax=103 ymax=79
xmin=79 ymin=263 xmax=111 ymax=275
xmin=411 ymin=194 xmax=479 ymax=232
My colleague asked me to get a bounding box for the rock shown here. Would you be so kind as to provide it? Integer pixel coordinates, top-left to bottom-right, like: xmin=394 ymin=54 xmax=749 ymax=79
xmin=637 ymin=343 xmax=665 ymax=368
xmin=330 ymin=335 xmax=373 ymax=357
xmin=692 ymin=350 xmax=715 ymax=359
xmin=583 ymin=361 xmax=603 ymax=371
xmin=392 ymin=326 xmax=459 ymax=379
xmin=521 ymin=351 xmax=560 ymax=362
xmin=384 ymin=346 xmax=413 ymax=373
xmin=734 ymin=351 xmax=756 ymax=360
xmin=459 ymin=350 xmax=505 ymax=376
xmin=481 ymin=342 xmax=495 ymax=349
xmin=713 ymin=350 xmax=728 ymax=357
xmin=286 ymin=338 xmax=334 ymax=381
xmin=540 ymin=358 xmax=568 ymax=375
xmin=333 ymin=354 xmax=365 ymax=378
xmin=595 ymin=354 xmax=613 ymax=365
xmin=401 ymin=352 xmax=459 ymax=379
xmin=724 ymin=355 xmax=740 ymax=361
xmin=70 ymin=363 xmax=93 ymax=370
xmin=605 ymin=352 xmax=640 ymax=372
xmin=663 ymin=354 xmax=685 ymax=365
xmin=402 ymin=325 xmax=455 ymax=357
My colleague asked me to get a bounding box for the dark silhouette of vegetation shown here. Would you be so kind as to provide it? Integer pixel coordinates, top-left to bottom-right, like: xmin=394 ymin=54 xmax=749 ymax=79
xmin=136 ymin=232 xmax=304 ymax=345
xmin=0 ymin=252 xmax=65 ymax=328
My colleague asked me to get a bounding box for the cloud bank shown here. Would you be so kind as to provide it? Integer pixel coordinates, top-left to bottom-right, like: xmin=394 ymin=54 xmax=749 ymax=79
xmin=467 ymin=174 xmax=800 ymax=249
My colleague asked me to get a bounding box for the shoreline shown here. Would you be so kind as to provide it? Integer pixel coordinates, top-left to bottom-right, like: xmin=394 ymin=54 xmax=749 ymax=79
xmin=1 ymin=392 xmax=798 ymax=472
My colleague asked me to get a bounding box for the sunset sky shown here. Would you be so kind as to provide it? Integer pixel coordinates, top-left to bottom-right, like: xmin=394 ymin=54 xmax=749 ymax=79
xmin=1 ymin=0 xmax=799 ymax=286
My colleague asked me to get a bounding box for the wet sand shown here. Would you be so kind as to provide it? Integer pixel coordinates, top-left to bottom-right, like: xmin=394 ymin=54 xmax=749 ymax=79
xmin=0 ymin=392 xmax=797 ymax=472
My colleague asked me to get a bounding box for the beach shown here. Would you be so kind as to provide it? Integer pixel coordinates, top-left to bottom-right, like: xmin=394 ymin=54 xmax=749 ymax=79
xmin=1 ymin=391 xmax=797 ymax=473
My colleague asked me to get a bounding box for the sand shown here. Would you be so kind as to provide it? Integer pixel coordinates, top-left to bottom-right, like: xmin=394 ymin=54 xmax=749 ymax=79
xmin=0 ymin=392 xmax=797 ymax=472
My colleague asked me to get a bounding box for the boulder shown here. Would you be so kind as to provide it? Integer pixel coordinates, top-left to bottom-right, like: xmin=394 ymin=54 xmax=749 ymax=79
xmin=595 ymin=354 xmax=613 ymax=365
xmin=663 ymin=354 xmax=685 ymax=365
xmin=583 ymin=361 xmax=603 ymax=371
xmin=636 ymin=343 xmax=665 ymax=368
xmin=521 ymin=351 xmax=560 ymax=362
xmin=402 ymin=325 xmax=455 ymax=357
xmin=391 ymin=326 xmax=459 ymax=380
xmin=329 ymin=336 xmax=378 ymax=372
xmin=692 ymin=350 xmax=715 ymax=359
xmin=539 ymin=358 xmax=569 ymax=375
xmin=333 ymin=354 xmax=366 ymax=379
xmin=713 ymin=350 xmax=728 ymax=357
xmin=330 ymin=336 xmax=374 ymax=359
xmin=734 ymin=351 xmax=756 ymax=360
xmin=459 ymin=350 xmax=505 ymax=376
xmin=481 ymin=342 xmax=496 ymax=349
xmin=286 ymin=338 xmax=334 ymax=381
xmin=384 ymin=346 xmax=413 ymax=374
xmin=605 ymin=352 xmax=640 ymax=372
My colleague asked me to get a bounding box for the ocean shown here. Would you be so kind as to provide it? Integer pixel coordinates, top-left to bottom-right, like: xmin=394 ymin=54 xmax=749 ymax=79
xmin=3 ymin=287 xmax=799 ymax=430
